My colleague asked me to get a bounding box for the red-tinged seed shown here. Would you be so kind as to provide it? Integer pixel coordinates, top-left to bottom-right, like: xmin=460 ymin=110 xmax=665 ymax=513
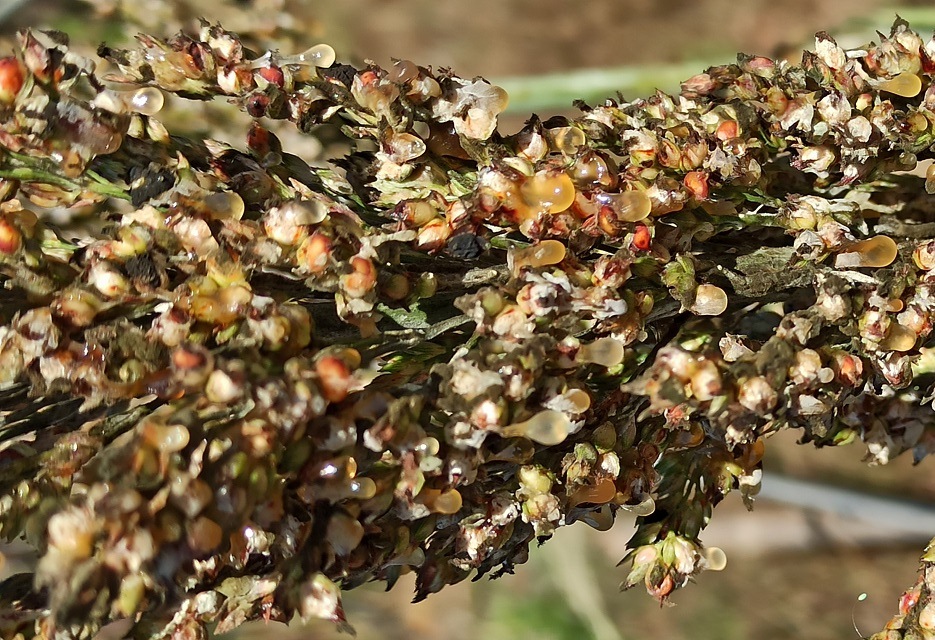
xmin=0 ymin=218 xmax=22 ymax=254
xmin=298 ymin=233 xmax=332 ymax=273
xmin=683 ymin=171 xmax=709 ymax=200
xmin=245 ymin=93 xmax=270 ymax=117
xmin=415 ymin=218 xmax=451 ymax=251
xmin=316 ymin=356 xmax=351 ymax=403
xmin=715 ymin=120 xmax=738 ymax=141
xmin=632 ymin=224 xmax=652 ymax=251
xmin=0 ymin=57 xmax=24 ymax=105
xmin=188 ymin=516 xmax=223 ymax=553
xmin=258 ymin=65 xmax=284 ymax=87
xmin=899 ymin=586 xmax=921 ymax=615
xmin=172 ymin=347 xmax=205 ymax=370
xmin=341 ymin=257 xmax=376 ymax=298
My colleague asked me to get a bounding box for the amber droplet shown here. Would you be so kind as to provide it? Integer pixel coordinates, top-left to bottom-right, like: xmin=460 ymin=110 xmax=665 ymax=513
xmin=620 ymin=496 xmax=656 ymax=516
xmin=326 ymin=513 xmax=364 ymax=556
xmin=348 ymin=477 xmax=377 ymax=499
xmin=187 ymin=516 xmax=223 ymax=553
xmin=881 ymin=323 xmax=917 ymax=352
xmin=673 ymin=423 xmax=704 ymax=448
xmin=511 ymin=239 xmax=566 ymax=273
xmin=690 ymin=284 xmax=728 ymax=316
xmin=571 ymin=477 xmax=617 ymax=505
xmin=549 ymin=126 xmax=586 ymax=154
xmin=834 ymin=235 xmax=898 ymax=269
xmin=703 ymin=546 xmax=728 ymax=571
xmin=431 ymin=489 xmax=463 ymax=514
xmin=564 ymin=388 xmax=591 ymax=413
xmin=573 ymin=152 xmax=615 ymax=188
xmin=879 ymin=72 xmax=922 ymax=98
xmin=577 ymin=337 xmax=625 ymax=367
xmin=127 ymin=87 xmax=165 ymax=116
xmin=286 ymin=44 xmax=336 ymax=68
xmin=520 ymin=171 xmax=576 ymax=214
xmin=926 ymin=163 xmax=935 ymax=195
xmin=204 ymin=191 xmax=245 ymax=221
xmin=389 ymin=59 xmax=419 ymax=83
xmin=502 ymin=410 xmax=574 ymax=445
xmin=597 ymin=190 xmax=652 ymax=222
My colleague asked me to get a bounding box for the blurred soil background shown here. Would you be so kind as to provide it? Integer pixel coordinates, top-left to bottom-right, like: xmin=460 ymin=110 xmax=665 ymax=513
xmin=2 ymin=1 xmax=935 ymax=638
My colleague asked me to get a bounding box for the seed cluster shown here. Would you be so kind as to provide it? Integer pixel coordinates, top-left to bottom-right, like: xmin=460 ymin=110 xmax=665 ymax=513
xmin=0 ymin=17 xmax=935 ymax=640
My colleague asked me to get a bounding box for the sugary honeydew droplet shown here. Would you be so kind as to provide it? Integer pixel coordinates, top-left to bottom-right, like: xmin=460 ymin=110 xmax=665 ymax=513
xmin=503 ymin=409 xmax=574 ymax=445
xmin=703 ymin=546 xmax=728 ymax=571
xmin=571 ymin=477 xmax=617 ymax=505
xmin=565 ymin=388 xmax=592 ymax=413
xmin=611 ymin=190 xmax=652 ymax=222
xmin=297 ymin=44 xmax=336 ymax=68
xmin=882 ymin=323 xmax=917 ymax=352
xmin=431 ymin=489 xmax=463 ymax=514
xmin=550 ymin=126 xmax=586 ymax=154
xmin=512 ymin=239 xmax=566 ymax=273
xmin=520 ymin=171 xmax=576 ymax=214
xmin=620 ymin=496 xmax=656 ymax=516
xmin=879 ymin=72 xmax=922 ymax=97
xmin=128 ymin=87 xmax=165 ymax=116
xmin=834 ymin=235 xmax=898 ymax=269
xmin=690 ymin=284 xmax=728 ymax=316
xmin=577 ymin=337 xmax=625 ymax=367
xmin=348 ymin=477 xmax=377 ymax=499
xmin=926 ymin=163 xmax=935 ymax=195
xmin=205 ymin=191 xmax=246 ymax=220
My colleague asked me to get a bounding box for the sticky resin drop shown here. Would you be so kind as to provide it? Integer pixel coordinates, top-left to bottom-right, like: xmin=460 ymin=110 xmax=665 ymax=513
xmin=549 ymin=126 xmax=586 ymax=154
xmin=571 ymin=477 xmax=617 ymax=506
xmin=389 ymin=59 xmax=419 ymax=84
xmin=834 ymin=235 xmax=898 ymax=269
xmin=126 ymin=87 xmax=165 ymax=116
xmin=510 ymin=239 xmax=566 ymax=274
xmin=619 ymin=496 xmax=656 ymax=516
xmin=347 ymin=477 xmax=377 ymax=500
xmin=573 ymin=152 xmax=615 ymax=189
xmin=428 ymin=489 xmax=463 ymax=515
xmin=204 ymin=191 xmax=246 ymax=221
xmin=576 ymin=337 xmax=625 ymax=367
xmin=596 ymin=190 xmax=652 ymax=222
xmin=520 ymin=171 xmax=576 ymax=214
xmin=702 ymin=546 xmax=728 ymax=571
xmin=926 ymin=163 xmax=935 ymax=195
xmin=879 ymin=72 xmax=922 ymax=98
xmin=690 ymin=284 xmax=728 ymax=316
xmin=564 ymin=388 xmax=592 ymax=413
xmin=882 ymin=323 xmax=917 ymax=352
xmin=326 ymin=512 xmax=364 ymax=556
xmin=283 ymin=43 xmax=337 ymax=68
xmin=501 ymin=410 xmax=574 ymax=446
